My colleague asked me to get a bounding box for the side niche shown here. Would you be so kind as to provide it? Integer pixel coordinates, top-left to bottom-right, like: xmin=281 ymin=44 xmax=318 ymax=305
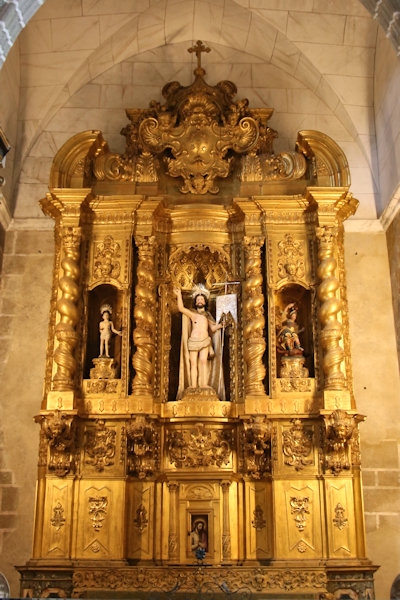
xmin=84 ymin=284 xmax=123 ymax=380
xmin=275 ymin=285 xmax=314 ymax=381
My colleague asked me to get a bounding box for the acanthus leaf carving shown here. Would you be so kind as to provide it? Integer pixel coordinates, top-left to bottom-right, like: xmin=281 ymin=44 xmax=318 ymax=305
xmin=167 ymin=423 xmax=232 ymax=469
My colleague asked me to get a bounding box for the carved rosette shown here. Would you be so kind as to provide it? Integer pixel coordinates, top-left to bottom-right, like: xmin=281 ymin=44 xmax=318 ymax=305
xmin=131 ymin=236 xmax=157 ymax=395
xmin=52 ymin=227 xmax=81 ymax=391
xmin=243 ymin=237 xmax=266 ymax=395
xmin=38 ymin=410 xmax=76 ymax=477
xmin=316 ymin=226 xmax=345 ymax=390
xmin=126 ymin=415 xmax=159 ymax=479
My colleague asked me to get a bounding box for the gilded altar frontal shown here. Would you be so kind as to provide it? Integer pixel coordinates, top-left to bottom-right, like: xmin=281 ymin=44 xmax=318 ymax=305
xmin=18 ymin=42 xmax=377 ymax=599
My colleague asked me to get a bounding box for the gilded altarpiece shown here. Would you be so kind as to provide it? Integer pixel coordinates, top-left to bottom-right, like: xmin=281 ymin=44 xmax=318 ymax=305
xmin=19 ymin=43 xmax=376 ymax=599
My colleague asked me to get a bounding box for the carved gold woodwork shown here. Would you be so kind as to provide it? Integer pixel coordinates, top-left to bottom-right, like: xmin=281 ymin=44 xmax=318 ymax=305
xmin=22 ymin=42 xmax=377 ymax=599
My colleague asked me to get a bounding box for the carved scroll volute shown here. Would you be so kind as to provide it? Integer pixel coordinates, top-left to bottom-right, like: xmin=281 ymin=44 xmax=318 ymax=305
xmin=316 ymin=226 xmax=345 ymax=391
xmin=131 ymin=236 xmax=157 ymax=395
xmin=243 ymin=237 xmax=267 ymax=396
xmin=52 ymin=226 xmax=81 ymax=392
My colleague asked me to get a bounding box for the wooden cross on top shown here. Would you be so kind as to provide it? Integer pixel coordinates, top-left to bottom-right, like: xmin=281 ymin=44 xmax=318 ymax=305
xmin=188 ymin=40 xmax=211 ymax=70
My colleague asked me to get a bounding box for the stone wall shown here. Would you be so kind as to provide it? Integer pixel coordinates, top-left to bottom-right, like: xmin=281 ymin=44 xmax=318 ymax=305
xmin=0 ymin=226 xmax=53 ymax=594
xmin=386 ymin=210 xmax=400 ymax=375
xmin=345 ymin=226 xmax=400 ymax=597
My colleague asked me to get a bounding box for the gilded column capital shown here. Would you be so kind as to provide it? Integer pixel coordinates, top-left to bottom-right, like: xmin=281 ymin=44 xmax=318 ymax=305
xmin=305 ymin=187 xmax=359 ymax=226
xmin=40 ymin=188 xmax=93 ymax=225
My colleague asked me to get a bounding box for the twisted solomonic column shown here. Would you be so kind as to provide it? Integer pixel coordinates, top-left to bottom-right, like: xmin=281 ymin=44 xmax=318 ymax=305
xmin=243 ymin=237 xmax=266 ymax=396
xmin=131 ymin=236 xmax=156 ymax=395
xmin=316 ymin=226 xmax=345 ymax=390
xmin=52 ymin=227 xmax=81 ymax=391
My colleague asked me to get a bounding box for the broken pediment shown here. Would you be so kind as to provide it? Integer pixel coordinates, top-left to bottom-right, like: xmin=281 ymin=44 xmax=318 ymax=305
xmin=46 ymin=42 xmax=351 ymax=195
xmin=90 ymin=41 xmax=310 ymax=194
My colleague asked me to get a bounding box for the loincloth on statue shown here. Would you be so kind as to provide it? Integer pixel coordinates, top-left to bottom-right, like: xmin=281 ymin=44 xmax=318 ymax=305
xmin=187 ymin=336 xmax=215 ymax=357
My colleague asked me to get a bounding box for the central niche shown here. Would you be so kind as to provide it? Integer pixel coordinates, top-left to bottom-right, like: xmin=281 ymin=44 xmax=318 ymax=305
xmin=167 ymin=244 xmax=239 ymax=403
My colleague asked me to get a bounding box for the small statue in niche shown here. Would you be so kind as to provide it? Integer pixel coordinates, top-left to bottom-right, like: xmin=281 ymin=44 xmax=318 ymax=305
xmin=99 ymin=304 xmax=121 ymax=358
xmin=276 ymin=302 xmax=304 ymax=356
xmin=173 ymin=285 xmax=225 ymax=399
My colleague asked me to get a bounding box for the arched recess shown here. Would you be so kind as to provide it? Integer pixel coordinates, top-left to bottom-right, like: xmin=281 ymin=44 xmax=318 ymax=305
xmin=296 ymin=130 xmax=351 ymax=188
xmin=48 ymin=130 xmax=107 ymax=189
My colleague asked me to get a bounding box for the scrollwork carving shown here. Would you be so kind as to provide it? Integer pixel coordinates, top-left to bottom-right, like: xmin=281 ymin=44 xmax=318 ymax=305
xmin=85 ymin=419 xmax=116 ymax=471
xmin=241 ymin=416 xmax=271 ymax=479
xmin=282 ymin=419 xmax=313 ymax=471
xmin=93 ymin=235 xmax=121 ymax=281
xmin=277 ymin=233 xmax=305 ymax=281
xmin=290 ymin=496 xmax=310 ymax=531
xmin=126 ymin=415 xmax=159 ymax=479
xmin=88 ymin=495 xmax=108 ymax=531
xmin=167 ymin=423 xmax=232 ymax=469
